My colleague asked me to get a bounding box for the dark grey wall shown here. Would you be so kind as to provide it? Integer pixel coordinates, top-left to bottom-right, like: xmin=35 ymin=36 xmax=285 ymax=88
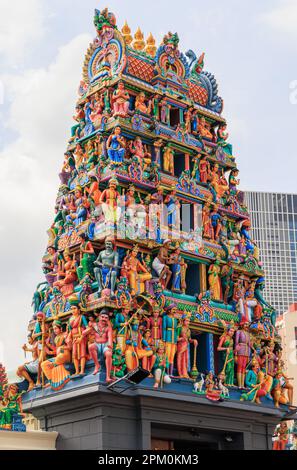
xmin=24 ymin=387 xmax=281 ymax=450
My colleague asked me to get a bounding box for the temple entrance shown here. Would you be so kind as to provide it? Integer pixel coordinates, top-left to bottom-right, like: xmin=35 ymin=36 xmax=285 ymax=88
xmin=151 ymin=424 xmax=244 ymax=450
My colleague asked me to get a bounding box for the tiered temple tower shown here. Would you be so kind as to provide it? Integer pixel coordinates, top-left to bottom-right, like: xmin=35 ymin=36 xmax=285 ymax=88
xmin=19 ymin=8 xmax=290 ymax=450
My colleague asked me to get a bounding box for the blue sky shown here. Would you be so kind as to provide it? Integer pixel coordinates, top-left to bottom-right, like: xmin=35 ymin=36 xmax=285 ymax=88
xmin=0 ymin=0 xmax=296 ymax=371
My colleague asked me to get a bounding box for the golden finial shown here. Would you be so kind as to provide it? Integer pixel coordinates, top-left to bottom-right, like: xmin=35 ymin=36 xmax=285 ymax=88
xmin=132 ymin=27 xmax=145 ymax=51
xmin=121 ymin=20 xmax=133 ymax=45
xmin=145 ymin=32 xmax=156 ymax=57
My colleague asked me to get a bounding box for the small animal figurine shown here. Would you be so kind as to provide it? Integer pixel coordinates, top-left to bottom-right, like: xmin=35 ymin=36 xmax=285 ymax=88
xmin=194 ymin=373 xmax=205 ymax=393
xmin=217 ymin=372 xmax=229 ymax=398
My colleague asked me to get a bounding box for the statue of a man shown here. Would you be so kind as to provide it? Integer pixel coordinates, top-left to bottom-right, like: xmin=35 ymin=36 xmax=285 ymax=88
xmin=94 ymin=238 xmax=119 ymax=297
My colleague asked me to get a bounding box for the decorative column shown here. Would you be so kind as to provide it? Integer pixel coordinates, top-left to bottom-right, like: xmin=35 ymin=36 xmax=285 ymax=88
xmin=205 ymin=332 xmax=215 ymax=373
xmin=199 ymin=264 xmax=207 ymax=292
xmin=185 ymin=153 xmax=190 ymax=171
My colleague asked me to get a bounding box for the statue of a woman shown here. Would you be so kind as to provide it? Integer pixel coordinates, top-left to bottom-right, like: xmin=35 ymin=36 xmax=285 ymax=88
xmin=41 ymin=321 xmax=71 ymax=391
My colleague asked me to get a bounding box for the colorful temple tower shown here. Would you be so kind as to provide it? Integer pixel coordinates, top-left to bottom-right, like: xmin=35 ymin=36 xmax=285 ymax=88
xmin=18 ymin=8 xmax=293 ymax=450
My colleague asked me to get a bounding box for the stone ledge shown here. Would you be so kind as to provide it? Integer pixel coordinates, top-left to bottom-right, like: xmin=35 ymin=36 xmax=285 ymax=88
xmin=0 ymin=430 xmax=58 ymax=450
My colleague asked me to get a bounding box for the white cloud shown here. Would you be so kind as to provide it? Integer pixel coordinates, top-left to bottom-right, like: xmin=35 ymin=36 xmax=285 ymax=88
xmin=0 ymin=0 xmax=45 ymax=64
xmin=0 ymin=32 xmax=92 ymax=371
xmin=259 ymin=0 xmax=297 ymax=36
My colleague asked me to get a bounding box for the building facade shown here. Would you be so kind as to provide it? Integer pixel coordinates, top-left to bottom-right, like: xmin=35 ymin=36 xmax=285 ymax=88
xmin=276 ymin=303 xmax=297 ymax=406
xmin=245 ymin=192 xmax=297 ymax=314
xmin=16 ymin=7 xmax=290 ymax=450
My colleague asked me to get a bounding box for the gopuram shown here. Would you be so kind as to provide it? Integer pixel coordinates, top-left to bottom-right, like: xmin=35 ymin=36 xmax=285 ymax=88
xmin=17 ymin=7 xmax=293 ymax=450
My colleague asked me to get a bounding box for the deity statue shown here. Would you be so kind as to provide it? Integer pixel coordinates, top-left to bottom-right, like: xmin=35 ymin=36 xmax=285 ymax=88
xmin=210 ymin=165 xmax=229 ymax=202
xmin=111 ymin=81 xmax=130 ymax=117
xmin=160 ymin=99 xmax=170 ymax=124
xmin=54 ymin=249 xmax=76 ymax=292
xmin=235 ymin=321 xmax=252 ymax=389
xmin=217 ymin=323 xmax=235 ymax=386
xmin=184 ymin=107 xmax=194 ymax=134
xmin=125 ymin=244 xmax=152 ymax=296
xmin=135 ymin=91 xmax=151 ymax=114
xmin=217 ymin=124 xmax=233 ymax=157
xmin=164 ymin=188 xmax=180 ymax=230
xmin=125 ymin=316 xmax=154 ymax=371
xmin=0 ymin=384 xmax=24 ymax=431
xmin=163 ymin=146 xmax=174 ymax=175
xmin=114 ymin=306 xmax=130 ymax=353
xmin=177 ymin=315 xmax=198 ymax=378
xmin=89 ymin=91 xmax=105 ymax=127
xmin=129 ymin=137 xmax=152 ymax=172
xmin=106 ymin=126 xmax=126 ymax=165
xmin=146 ymin=305 xmax=163 ymax=351
xmin=198 ymin=117 xmax=213 ymax=140
xmin=76 ymin=234 xmax=96 ymax=283
xmin=67 ymin=299 xmax=88 ymax=376
xmin=42 ymin=246 xmax=58 ymax=286
xmin=168 ymin=247 xmax=187 ymax=294
xmin=100 ymin=177 xmax=121 ymax=223
xmin=162 ymin=304 xmax=179 ymax=375
xmin=199 ymin=155 xmax=210 ymax=184
xmin=210 ymin=205 xmax=222 ymax=241
xmin=220 ymin=261 xmax=234 ymax=304
xmin=152 ymin=240 xmax=172 ymax=290
xmin=240 ymin=360 xmax=266 ymax=404
xmin=229 ymin=169 xmax=240 ymax=196
xmin=94 ymin=238 xmax=119 ymax=298
xmin=41 ymin=320 xmax=71 ymax=391
xmin=152 ymin=341 xmax=171 ymax=389
xmin=85 ymin=176 xmax=102 ymax=210
xmin=17 ymin=334 xmax=40 ymax=392
xmin=82 ymin=309 xmax=113 ymax=381
xmin=202 ymin=203 xmax=214 ymax=239
xmin=208 ymin=261 xmax=222 ymax=301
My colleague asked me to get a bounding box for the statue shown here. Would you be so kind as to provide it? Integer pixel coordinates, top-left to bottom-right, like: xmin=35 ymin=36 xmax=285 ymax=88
xmin=112 ymin=81 xmax=130 ymax=117
xmin=164 ymin=188 xmax=180 ymax=230
xmin=162 ymin=304 xmax=179 ymax=375
xmin=168 ymin=246 xmax=187 ymax=294
xmin=76 ymin=234 xmax=96 ymax=283
xmin=106 ymin=126 xmax=126 ymax=165
xmin=94 ymin=238 xmax=119 ymax=298
xmin=176 ymin=315 xmax=198 ymax=378
xmin=125 ymin=315 xmax=154 ymax=371
xmin=208 ymin=261 xmax=222 ymax=301
xmin=198 ymin=117 xmax=213 ymax=140
xmin=129 ymin=137 xmax=152 ymax=172
xmin=135 ymin=91 xmax=151 ymax=114
xmin=152 ymin=341 xmax=171 ymax=389
xmin=146 ymin=305 xmax=163 ymax=350
xmin=240 ymin=360 xmax=266 ymax=404
xmin=217 ymin=124 xmax=233 ymax=157
xmin=114 ymin=306 xmax=130 ymax=353
xmin=235 ymin=321 xmax=252 ymax=389
xmin=54 ymin=248 xmax=78 ymax=296
xmin=125 ymin=244 xmax=152 ymax=296
xmin=217 ymin=323 xmax=235 ymax=386
xmin=17 ymin=334 xmax=40 ymax=392
xmin=202 ymin=203 xmax=214 ymax=239
xmin=220 ymin=261 xmax=234 ymax=303
xmin=100 ymin=177 xmax=122 ymax=223
xmin=163 ymin=146 xmax=174 ymax=175
xmin=0 ymin=384 xmax=24 ymax=431
xmin=67 ymin=299 xmax=88 ymax=377
xmin=152 ymin=240 xmax=172 ymax=290
xmin=41 ymin=320 xmax=71 ymax=391
xmin=82 ymin=309 xmax=113 ymax=381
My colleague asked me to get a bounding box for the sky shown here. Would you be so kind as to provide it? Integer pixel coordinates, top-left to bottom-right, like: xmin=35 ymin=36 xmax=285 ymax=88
xmin=0 ymin=0 xmax=296 ymax=372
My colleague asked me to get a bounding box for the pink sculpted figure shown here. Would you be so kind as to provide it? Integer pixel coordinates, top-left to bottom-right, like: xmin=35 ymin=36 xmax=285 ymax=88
xmin=112 ymin=81 xmax=130 ymax=117
xmin=82 ymin=309 xmax=113 ymax=382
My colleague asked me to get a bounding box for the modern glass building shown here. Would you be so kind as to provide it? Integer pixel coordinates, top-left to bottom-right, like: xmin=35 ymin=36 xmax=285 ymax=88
xmin=245 ymin=192 xmax=297 ymax=314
